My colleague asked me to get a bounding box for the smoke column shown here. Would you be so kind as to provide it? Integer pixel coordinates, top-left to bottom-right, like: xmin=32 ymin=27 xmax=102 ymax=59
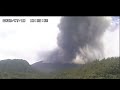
xmin=41 ymin=17 xmax=112 ymax=64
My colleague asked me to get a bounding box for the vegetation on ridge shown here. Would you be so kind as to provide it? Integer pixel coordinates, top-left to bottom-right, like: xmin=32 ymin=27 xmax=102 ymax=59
xmin=0 ymin=57 xmax=119 ymax=79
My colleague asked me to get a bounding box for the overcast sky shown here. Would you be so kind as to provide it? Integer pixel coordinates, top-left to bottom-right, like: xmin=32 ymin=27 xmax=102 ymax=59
xmin=0 ymin=16 xmax=119 ymax=64
xmin=0 ymin=17 xmax=61 ymax=64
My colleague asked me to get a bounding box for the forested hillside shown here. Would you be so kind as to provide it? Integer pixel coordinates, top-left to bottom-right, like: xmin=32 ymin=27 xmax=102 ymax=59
xmin=53 ymin=57 xmax=120 ymax=79
xmin=0 ymin=59 xmax=33 ymax=72
xmin=0 ymin=57 xmax=119 ymax=79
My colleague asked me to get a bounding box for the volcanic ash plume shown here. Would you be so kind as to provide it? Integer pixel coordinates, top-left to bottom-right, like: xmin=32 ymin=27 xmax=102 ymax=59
xmin=42 ymin=17 xmax=111 ymax=64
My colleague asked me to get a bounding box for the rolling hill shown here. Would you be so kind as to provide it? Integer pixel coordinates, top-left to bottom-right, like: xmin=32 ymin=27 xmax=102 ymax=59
xmin=31 ymin=61 xmax=81 ymax=72
xmin=0 ymin=59 xmax=33 ymax=73
xmin=52 ymin=57 xmax=120 ymax=79
xmin=0 ymin=57 xmax=119 ymax=79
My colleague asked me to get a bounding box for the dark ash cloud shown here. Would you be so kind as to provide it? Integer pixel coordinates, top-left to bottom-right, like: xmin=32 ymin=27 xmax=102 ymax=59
xmin=39 ymin=17 xmax=111 ymax=64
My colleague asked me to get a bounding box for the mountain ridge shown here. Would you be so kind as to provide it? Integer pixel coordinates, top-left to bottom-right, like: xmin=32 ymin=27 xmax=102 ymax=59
xmin=0 ymin=57 xmax=119 ymax=79
xmin=0 ymin=59 xmax=34 ymax=73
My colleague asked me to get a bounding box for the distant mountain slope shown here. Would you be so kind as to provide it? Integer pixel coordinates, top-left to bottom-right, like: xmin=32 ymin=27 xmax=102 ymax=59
xmin=0 ymin=59 xmax=34 ymax=73
xmin=31 ymin=61 xmax=81 ymax=72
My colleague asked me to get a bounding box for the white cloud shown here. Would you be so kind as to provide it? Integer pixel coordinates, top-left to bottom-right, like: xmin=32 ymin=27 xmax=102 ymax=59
xmin=0 ymin=16 xmax=61 ymax=64
xmin=103 ymin=27 xmax=119 ymax=58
